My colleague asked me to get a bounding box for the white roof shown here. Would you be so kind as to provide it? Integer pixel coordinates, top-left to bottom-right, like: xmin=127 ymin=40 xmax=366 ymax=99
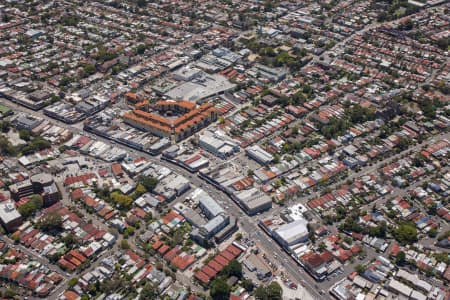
xmin=388 ymin=279 xmax=412 ymax=297
xmin=0 ymin=201 xmax=21 ymax=224
xmin=274 ymin=218 xmax=308 ymax=245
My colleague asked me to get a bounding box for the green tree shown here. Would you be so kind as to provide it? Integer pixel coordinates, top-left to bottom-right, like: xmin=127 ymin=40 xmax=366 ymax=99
xmin=30 ymin=194 xmax=44 ymax=209
xmin=135 ymin=44 xmax=147 ymax=55
xmin=120 ymin=240 xmax=130 ymax=249
xmin=0 ymin=135 xmax=16 ymax=156
xmin=62 ymin=233 xmax=79 ymax=248
xmin=395 ymin=251 xmax=406 ymax=266
xmin=83 ymin=64 xmax=96 ymax=76
xmin=273 ymin=154 xmax=280 ymax=164
xmin=419 ymin=101 xmax=436 ymax=119
xmin=0 ymin=120 xmax=11 ymax=132
xmin=210 ymin=279 xmax=230 ymax=300
xmin=345 ymin=104 xmax=375 ymax=123
xmin=95 ymin=46 xmax=118 ymax=63
xmin=68 ymin=277 xmax=79 ymax=288
xmin=436 ymin=37 xmax=449 ymax=50
xmin=255 ymin=282 xmax=283 ymax=300
xmin=428 ymin=228 xmax=438 ymax=238
xmin=18 ymin=194 xmax=43 ymax=218
xmin=60 ymin=76 xmax=73 ymax=86
xmin=140 ymin=283 xmax=157 ymax=299
xmin=266 ymin=282 xmax=283 ymax=299
xmin=135 ymin=184 xmax=147 ymax=196
xmin=427 ymin=203 xmax=437 ymax=215
xmin=263 ymin=0 xmax=275 ymax=12
xmin=38 ymin=212 xmax=63 ymax=232
xmin=368 ymin=221 xmax=387 ymax=238
xmin=397 ymin=137 xmax=410 ymax=151
xmin=124 ymin=226 xmax=135 ymax=237
xmin=318 ymin=242 xmax=326 ymax=252
xmin=111 ymin=192 xmax=133 ymax=209
xmin=19 ymin=129 xmax=30 ymax=141
xmin=137 ymin=175 xmax=158 ymax=192
xmin=60 ymin=15 xmax=80 ymax=26
xmin=221 ymin=259 xmax=242 ymax=278
xmin=3 ymin=290 xmax=16 ymax=298
xmin=355 ymin=264 xmax=366 ymax=275
xmin=242 ymin=279 xmax=254 ymax=292
xmin=136 ymin=0 xmax=147 ymax=7
xmin=21 ymin=136 xmax=51 ymax=155
xmin=393 ymin=223 xmax=418 ymax=245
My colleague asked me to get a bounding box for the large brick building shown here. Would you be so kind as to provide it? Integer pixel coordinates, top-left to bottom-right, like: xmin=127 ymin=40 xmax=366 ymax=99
xmin=123 ymin=100 xmax=217 ymax=142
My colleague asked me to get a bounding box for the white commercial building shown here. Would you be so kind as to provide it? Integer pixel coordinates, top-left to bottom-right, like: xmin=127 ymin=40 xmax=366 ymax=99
xmin=0 ymin=201 xmax=22 ymax=232
xmin=246 ymin=145 xmax=274 ymax=165
xmin=198 ymin=131 xmax=239 ymax=158
xmin=273 ymin=217 xmax=309 ymax=250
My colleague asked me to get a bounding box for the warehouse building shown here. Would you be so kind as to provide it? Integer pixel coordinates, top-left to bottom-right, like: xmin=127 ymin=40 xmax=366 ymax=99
xmin=232 ymin=187 xmax=272 ymax=215
xmin=273 ymin=217 xmax=309 ymax=250
xmin=198 ymin=130 xmax=239 ymax=159
xmin=197 ymin=189 xmax=225 ymax=219
xmin=246 ymin=145 xmax=274 ymax=165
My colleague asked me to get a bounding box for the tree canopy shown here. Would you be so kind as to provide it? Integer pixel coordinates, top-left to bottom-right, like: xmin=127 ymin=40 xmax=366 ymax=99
xmin=136 ymin=0 xmax=147 ymax=7
xmin=111 ymin=192 xmax=133 ymax=209
xmin=60 ymin=15 xmax=80 ymax=26
xmin=140 ymin=283 xmax=157 ymax=299
xmin=38 ymin=212 xmax=63 ymax=232
xmin=18 ymin=194 xmax=43 ymax=218
xmin=393 ymin=223 xmax=418 ymax=245
xmin=255 ymin=282 xmax=283 ymax=300
xmin=395 ymin=251 xmax=407 ymax=266
xmin=21 ymin=136 xmax=51 ymax=155
xmin=221 ymin=259 xmax=242 ymax=278
xmin=210 ymin=278 xmax=231 ymax=300
xmin=137 ymin=175 xmax=158 ymax=192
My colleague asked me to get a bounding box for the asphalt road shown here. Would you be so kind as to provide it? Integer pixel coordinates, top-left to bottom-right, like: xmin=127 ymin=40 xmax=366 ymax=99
xmin=1 ymin=235 xmax=69 ymax=278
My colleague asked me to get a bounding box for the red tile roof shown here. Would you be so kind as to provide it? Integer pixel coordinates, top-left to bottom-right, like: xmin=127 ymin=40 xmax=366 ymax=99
xmin=111 ymin=163 xmax=123 ymax=176
xmin=201 ymin=265 xmax=217 ymax=278
xmin=152 ymin=240 xmax=163 ymax=250
xmin=220 ymin=250 xmax=234 ymax=262
xmin=63 ymin=290 xmax=80 ymax=300
xmin=207 ymin=259 xmax=224 ymax=272
xmin=164 ymin=247 xmax=180 ymax=262
xmin=194 ymin=270 xmax=210 ymax=284
xmin=214 ymin=255 xmax=228 ymax=267
xmin=390 ymin=244 xmax=401 ymax=257
xmin=58 ymin=258 xmax=76 ymax=271
xmin=158 ymin=245 xmax=170 ymax=255
xmin=171 ymin=255 xmax=195 ymax=271
xmin=70 ymin=189 xmax=84 ymax=200
xmin=300 ymin=252 xmax=324 ymax=269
